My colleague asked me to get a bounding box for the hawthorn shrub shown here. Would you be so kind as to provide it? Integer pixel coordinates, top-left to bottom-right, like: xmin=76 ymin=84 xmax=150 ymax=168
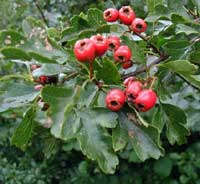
xmin=0 ymin=0 xmax=200 ymax=176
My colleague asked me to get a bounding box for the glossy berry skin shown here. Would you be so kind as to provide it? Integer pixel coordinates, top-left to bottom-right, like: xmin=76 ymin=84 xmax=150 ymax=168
xmin=107 ymin=36 xmax=121 ymax=51
xmin=74 ymin=38 xmax=96 ymax=62
xmin=125 ymin=81 xmax=143 ymax=102
xmin=134 ymin=89 xmax=157 ymax=112
xmin=131 ymin=18 xmax=147 ymax=33
xmin=90 ymin=35 xmax=108 ymax=56
xmin=119 ymin=6 xmax=136 ymax=25
xmin=103 ymin=8 xmax=119 ymax=22
xmin=122 ymin=60 xmax=133 ymax=69
xmin=123 ymin=76 xmax=135 ymax=87
xmin=114 ymin=45 xmax=132 ymax=63
xmin=105 ymin=89 xmax=125 ymax=111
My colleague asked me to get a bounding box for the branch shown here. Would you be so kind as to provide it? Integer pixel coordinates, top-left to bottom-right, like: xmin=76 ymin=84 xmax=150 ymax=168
xmin=33 ymin=0 xmax=49 ymax=26
xmin=122 ymin=54 xmax=169 ymax=80
xmin=133 ymin=31 xmax=163 ymax=56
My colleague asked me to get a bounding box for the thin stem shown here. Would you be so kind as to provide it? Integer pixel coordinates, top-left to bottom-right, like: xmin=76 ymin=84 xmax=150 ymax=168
xmin=122 ymin=54 xmax=169 ymax=80
xmin=63 ymin=72 xmax=79 ymax=81
xmin=89 ymin=62 xmax=93 ymax=79
xmin=33 ymin=0 xmax=49 ymax=26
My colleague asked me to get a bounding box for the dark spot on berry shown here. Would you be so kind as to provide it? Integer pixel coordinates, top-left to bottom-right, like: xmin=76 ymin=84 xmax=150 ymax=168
xmin=97 ymin=37 xmax=103 ymax=42
xmin=105 ymin=11 xmax=111 ymax=17
xmin=137 ymin=103 xmax=145 ymax=110
xmin=80 ymin=42 xmax=86 ymax=47
xmin=136 ymin=24 xmax=142 ymax=30
xmin=123 ymin=8 xmax=130 ymax=14
xmin=111 ymin=100 xmax=118 ymax=106
xmin=109 ymin=43 xmax=115 ymax=49
xmin=118 ymin=56 xmax=124 ymax=61
xmin=128 ymin=93 xmax=135 ymax=100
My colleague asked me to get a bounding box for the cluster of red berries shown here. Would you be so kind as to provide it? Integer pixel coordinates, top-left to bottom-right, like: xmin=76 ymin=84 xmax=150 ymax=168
xmin=105 ymin=77 xmax=157 ymax=112
xmin=74 ymin=35 xmax=133 ymax=69
xmin=103 ymin=6 xmax=147 ymax=33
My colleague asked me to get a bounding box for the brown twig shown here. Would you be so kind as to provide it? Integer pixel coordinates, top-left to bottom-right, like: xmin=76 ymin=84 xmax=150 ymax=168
xmin=33 ymin=0 xmax=49 ymax=26
xmin=122 ymin=54 xmax=169 ymax=80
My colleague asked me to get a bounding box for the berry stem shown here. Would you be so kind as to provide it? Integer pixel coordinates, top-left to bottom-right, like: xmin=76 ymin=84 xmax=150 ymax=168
xmin=122 ymin=54 xmax=169 ymax=80
xmin=89 ymin=62 xmax=94 ymax=79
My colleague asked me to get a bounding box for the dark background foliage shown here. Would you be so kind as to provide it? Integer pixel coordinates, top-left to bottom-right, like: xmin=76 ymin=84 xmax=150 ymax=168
xmin=0 ymin=0 xmax=200 ymax=183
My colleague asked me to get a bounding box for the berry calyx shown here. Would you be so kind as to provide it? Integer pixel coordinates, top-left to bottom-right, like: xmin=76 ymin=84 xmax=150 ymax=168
xmin=125 ymin=81 xmax=143 ymax=102
xmin=123 ymin=76 xmax=135 ymax=86
xmin=131 ymin=18 xmax=147 ymax=33
xmin=90 ymin=35 xmax=108 ymax=56
xmin=107 ymin=36 xmax=121 ymax=51
xmin=103 ymin=8 xmax=119 ymax=22
xmin=122 ymin=60 xmax=133 ymax=69
xmin=105 ymin=89 xmax=125 ymax=111
xmin=119 ymin=6 xmax=136 ymax=25
xmin=74 ymin=38 xmax=96 ymax=62
xmin=114 ymin=45 xmax=132 ymax=63
xmin=134 ymin=89 xmax=157 ymax=112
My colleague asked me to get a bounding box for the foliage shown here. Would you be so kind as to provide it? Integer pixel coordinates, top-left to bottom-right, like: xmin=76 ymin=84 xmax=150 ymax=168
xmin=0 ymin=0 xmax=200 ymax=176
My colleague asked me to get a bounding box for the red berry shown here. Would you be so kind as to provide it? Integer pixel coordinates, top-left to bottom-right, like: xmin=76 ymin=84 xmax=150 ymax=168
xmin=134 ymin=89 xmax=157 ymax=112
xmin=74 ymin=38 xmax=96 ymax=62
xmin=90 ymin=35 xmax=108 ymax=56
xmin=122 ymin=60 xmax=133 ymax=69
xmin=125 ymin=81 xmax=143 ymax=102
xmin=103 ymin=8 xmax=119 ymax=22
xmin=107 ymin=36 xmax=120 ymax=51
xmin=34 ymin=84 xmax=43 ymax=91
xmin=114 ymin=45 xmax=132 ymax=63
xmin=119 ymin=6 xmax=136 ymax=25
xmin=39 ymin=75 xmax=48 ymax=84
xmin=123 ymin=77 xmax=135 ymax=86
xmin=105 ymin=89 xmax=125 ymax=111
xmin=31 ymin=64 xmax=41 ymax=71
xmin=131 ymin=18 xmax=147 ymax=33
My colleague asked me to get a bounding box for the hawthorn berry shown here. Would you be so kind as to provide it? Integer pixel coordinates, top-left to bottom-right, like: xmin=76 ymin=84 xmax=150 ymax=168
xmin=31 ymin=64 xmax=41 ymax=71
xmin=90 ymin=35 xmax=108 ymax=56
xmin=34 ymin=84 xmax=43 ymax=91
xmin=125 ymin=81 xmax=143 ymax=102
xmin=103 ymin=8 xmax=119 ymax=22
xmin=123 ymin=76 xmax=135 ymax=86
xmin=114 ymin=45 xmax=132 ymax=63
xmin=119 ymin=6 xmax=136 ymax=25
xmin=107 ymin=36 xmax=120 ymax=51
xmin=131 ymin=18 xmax=147 ymax=33
xmin=105 ymin=89 xmax=125 ymax=111
xmin=134 ymin=89 xmax=157 ymax=112
xmin=122 ymin=60 xmax=133 ymax=69
xmin=37 ymin=75 xmax=58 ymax=85
xmin=74 ymin=38 xmax=96 ymax=62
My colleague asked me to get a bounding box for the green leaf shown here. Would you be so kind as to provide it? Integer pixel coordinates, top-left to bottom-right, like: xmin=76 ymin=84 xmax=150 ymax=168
xmin=11 ymin=107 xmax=36 ymax=150
xmin=0 ymin=82 xmax=39 ymax=112
xmin=180 ymin=74 xmax=200 ymax=90
xmin=87 ymin=8 xmax=105 ymax=26
xmin=112 ymin=124 xmax=128 ymax=152
xmin=94 ymin=58 xmax=121 ymax=84
xmin=118 ymin=112 xmax=163 ymax=161
xmin=77 ymin=108 xmax=118 ymax=174
xmin=147 ymin=0 xmax=163 ymax=12
xmin=152 ymin=107 xmax=166 ymax=133
xmin=162 ymin=104 xmax=189 ymax=145
xmin=41 ymin=86 xmax=81 ymax=140
xmin=163 ymin=40 xmax=191 ymax=60
xmin=159 ymin=60 xmax=198 ymax=75
xmin=189 ymin=51 xmax=200 ymax=64
xmin=1 ymin=47 xmax=31 ymax=60
xmin=154 ymin=157 xmax=173 ymax=177
xmin=175 ymin=24 xmax=199 ymax=35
